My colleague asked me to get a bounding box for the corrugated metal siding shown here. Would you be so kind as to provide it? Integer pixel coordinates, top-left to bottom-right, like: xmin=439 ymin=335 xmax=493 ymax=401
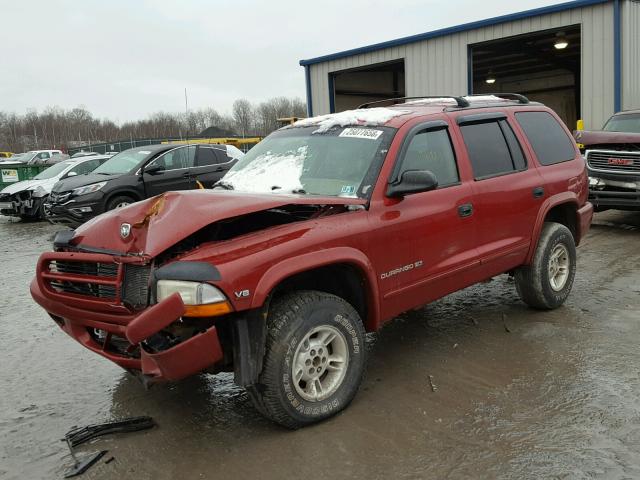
xmin=622 ymin=0 xmax=640 ymax=110
xmin=309 ymin=2 xmax=616 ymax=129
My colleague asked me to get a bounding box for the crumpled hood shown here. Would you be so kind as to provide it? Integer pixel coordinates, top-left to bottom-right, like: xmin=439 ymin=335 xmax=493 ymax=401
xmin=575 ymin=130 xmax=640 ymax=147
xmin=0 ymin=178 xmax=53 ymax=195
xmin=70 ymin=190 xmax=366 ymax=257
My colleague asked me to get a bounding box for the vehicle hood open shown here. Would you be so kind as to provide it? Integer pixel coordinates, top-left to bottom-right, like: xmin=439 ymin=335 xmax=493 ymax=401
xmin=69 ymin=190 xmax=366 ymax=257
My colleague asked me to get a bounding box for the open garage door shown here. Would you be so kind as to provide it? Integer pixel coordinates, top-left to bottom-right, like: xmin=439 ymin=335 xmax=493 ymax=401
xmin=471 ymin=26 xmax=581 ymax=129
xmin=330 ymin=60 xmax=405 ymax=112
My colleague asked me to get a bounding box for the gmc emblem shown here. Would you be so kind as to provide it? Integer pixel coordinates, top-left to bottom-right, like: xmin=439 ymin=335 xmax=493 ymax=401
xmin=608 ymin=157 xmax=634 ymax=166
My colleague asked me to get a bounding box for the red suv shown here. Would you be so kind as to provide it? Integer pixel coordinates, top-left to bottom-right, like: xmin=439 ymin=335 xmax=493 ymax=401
xmin=31 ymin=94 xmax=593 ymax=428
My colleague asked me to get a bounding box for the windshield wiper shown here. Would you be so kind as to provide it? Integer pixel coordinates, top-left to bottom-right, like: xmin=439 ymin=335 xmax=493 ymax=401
xmin=291 ymin=188 xmax=307 ymax=194
xmin=213 ymin=180 xmax=234 ymax=190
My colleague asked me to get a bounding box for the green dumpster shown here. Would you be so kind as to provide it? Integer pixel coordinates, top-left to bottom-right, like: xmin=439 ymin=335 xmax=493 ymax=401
xmin=0 ymin=163 xmax=49 ymax=190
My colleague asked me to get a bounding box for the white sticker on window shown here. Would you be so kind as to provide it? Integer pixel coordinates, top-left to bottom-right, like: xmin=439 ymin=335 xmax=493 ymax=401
xmin=339 ymin=128 xmax=383 ymax=140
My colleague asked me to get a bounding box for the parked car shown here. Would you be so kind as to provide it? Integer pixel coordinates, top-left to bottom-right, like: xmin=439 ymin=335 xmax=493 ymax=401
xmin=574 ymin=109 xmax=640 ymax=211
xmin=44 ymin=143 xmax=243 ymax=227
xmin=31 ymin=94 xmax=592 ymax=428
xmin=21 ymin=150 xmax=65 ymax=165
xmin=71 ymin=151 xmax=101 ymax=158
xmin=0 ymin=155 xmax=108 ymax=220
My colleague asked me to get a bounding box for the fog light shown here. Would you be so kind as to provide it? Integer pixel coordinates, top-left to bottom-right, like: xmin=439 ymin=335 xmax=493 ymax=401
xmin=71 ymin=206 xmax=93 ymax=213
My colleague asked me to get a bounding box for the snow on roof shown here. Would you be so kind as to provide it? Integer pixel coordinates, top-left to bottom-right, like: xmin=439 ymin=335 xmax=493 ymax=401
xmin=290 ymin=107 xmax=411 ymax=133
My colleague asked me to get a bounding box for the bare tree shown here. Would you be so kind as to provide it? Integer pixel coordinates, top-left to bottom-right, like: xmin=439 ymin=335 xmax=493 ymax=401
xmin=0 ymin=96 xmax=307 ymax=152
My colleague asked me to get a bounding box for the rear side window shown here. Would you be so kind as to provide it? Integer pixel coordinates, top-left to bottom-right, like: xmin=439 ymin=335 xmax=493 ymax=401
xmin=515 ymin=111 xmax=575 ymax=165
xmin=70 ymin=159 xmax=100 ymax=175
xmin=196 ymin=147 xmax=218 ymax=166
xmin=399 ymin=128 xmax=459 ymax=187
xmin=460 ymin=119 xmax=526 ymax=179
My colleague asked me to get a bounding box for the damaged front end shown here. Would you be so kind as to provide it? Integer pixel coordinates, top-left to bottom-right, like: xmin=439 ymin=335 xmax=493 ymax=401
xmin=0 ymin=187 xmax=47 ymax=218
xmin=31 ymin=190 xmax=365 ymax=385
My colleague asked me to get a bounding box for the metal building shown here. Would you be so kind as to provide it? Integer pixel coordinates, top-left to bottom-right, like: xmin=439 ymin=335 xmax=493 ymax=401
xmin=300 ymin=0 xmax=640 ymax=130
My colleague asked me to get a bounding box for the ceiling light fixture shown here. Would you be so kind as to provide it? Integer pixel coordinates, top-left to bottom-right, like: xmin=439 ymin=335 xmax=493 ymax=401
xmin=554 ymin=31 xmax=569 ymax=50
xmin=485 ymin=71 xmax=496 ymax=84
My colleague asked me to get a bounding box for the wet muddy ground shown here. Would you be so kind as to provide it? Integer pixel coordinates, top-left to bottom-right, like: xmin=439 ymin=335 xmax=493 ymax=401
xmin=1 ymin=211 xmax=639 ymax=479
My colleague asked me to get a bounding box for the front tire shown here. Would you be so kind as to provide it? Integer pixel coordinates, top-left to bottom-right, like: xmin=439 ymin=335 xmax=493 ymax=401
xmin=248 ymin=291 xmax=366 ymax=429
xmin=515 ymin=222 xmax=577 ymax=309
xmin=106 ymin=195 xmax=135 ymax=211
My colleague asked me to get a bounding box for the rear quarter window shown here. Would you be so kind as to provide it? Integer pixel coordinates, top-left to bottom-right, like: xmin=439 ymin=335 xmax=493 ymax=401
xmin=515 ymin=111 xmax=576 ymax=165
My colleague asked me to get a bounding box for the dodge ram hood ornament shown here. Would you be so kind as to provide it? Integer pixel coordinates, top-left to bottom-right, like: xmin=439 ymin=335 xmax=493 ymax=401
xmin=120 ymin=222 xmax=131 ymax=239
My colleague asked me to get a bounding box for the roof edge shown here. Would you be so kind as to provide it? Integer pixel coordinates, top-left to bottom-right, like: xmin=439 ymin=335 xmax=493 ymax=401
xmin=299 ymin=0 xmax=610 ymax=66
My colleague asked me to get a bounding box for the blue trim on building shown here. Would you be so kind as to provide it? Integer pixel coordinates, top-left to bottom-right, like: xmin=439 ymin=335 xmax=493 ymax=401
xmin=328 ymin=73 xmax=336 ymax=113
xmin=304 ymin=65 xmax=313 ymax=117
xmin=613 ymin=0 xmax=622 ymax=112
xmin=299 ymin=0 xmax=610 ymax=66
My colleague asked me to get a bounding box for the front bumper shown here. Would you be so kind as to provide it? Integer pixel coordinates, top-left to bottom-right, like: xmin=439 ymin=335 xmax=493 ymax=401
xmin=588 ymin=171 xmax=640 ymax=210
xmin=0 ymin=192 xmax=45 ymax=218
xmin=30 ymin=252 xmax=224 ymax=382
xmin=44 ymin=196 xmax=105 ymax=226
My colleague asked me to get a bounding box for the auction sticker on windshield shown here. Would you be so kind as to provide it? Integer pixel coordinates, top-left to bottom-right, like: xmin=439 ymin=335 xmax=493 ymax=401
xmin=1 ymin=169 xmax=18 ymax=182
xmin=339 ymin=128 xmax=383 ymax=140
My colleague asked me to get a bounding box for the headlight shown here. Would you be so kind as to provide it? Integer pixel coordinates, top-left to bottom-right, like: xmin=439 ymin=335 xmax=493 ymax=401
xmin=31 ymin=185 xmax=48 ymax=198
xmin=156 ymin=280 xmax=232 ymax=317
xmin=72 ymin=181 xmax=107 ymax=196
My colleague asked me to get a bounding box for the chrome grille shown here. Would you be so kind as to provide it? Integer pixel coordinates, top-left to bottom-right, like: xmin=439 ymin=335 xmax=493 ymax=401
xmin=49 ymin=191 xmax=71 ymax=203
xmin=586 ymin=149 xmax=640 ymax=174
xmin=49 ymin=280 xmax=117 ymax=299
xmin=121 ymin=264 xmax=151 ymax=309
xmin=45 ymin=259 xmax=119 ymax=301
xmin=49 ymin=260 xmax=118 ymax=277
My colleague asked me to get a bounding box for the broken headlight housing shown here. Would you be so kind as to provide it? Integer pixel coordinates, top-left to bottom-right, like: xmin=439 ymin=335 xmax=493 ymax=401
xmin=156 ymin=280 xmax=232 ymax=317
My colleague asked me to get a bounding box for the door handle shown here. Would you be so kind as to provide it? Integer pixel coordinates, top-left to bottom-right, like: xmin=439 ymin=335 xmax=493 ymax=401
xmin=458 ymin=203 xmax=473 ymax=218
xmin=533 ymin=186 xmax=545 ymax=198
xmin=182 ymin=172 xmax=191 ymax=178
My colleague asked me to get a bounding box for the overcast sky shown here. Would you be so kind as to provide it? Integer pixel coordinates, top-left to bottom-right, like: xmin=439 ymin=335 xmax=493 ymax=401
xmin=1 ymin=0 xmax=561 ymax=122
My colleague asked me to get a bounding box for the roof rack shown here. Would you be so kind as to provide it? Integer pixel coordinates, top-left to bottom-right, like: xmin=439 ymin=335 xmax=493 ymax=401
xmin=468 ymin=93 xmax=530 ymax=104
xmin=358 ymin=96 xmax=470 ymax=109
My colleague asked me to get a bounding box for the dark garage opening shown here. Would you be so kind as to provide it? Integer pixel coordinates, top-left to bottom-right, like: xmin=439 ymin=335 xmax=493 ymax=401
xmin=471 ymin=25 xmax=581 ymax=128
xmin=330 ymin=60 xmax=405 ymax=112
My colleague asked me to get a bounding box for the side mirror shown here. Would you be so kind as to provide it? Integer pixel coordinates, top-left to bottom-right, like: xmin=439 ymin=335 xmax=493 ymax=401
xmin=386 ymin=170 xmax=438 ymax=198
xmin=144 ymin=164 xmax=165 ymax=175
xmin=66 ymin=171 xmax=78 ymax=177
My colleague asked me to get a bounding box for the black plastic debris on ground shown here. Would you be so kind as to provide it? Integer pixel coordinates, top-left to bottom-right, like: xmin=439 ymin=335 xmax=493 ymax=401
xmin=63 ymin=416 xmax=155 ymax=477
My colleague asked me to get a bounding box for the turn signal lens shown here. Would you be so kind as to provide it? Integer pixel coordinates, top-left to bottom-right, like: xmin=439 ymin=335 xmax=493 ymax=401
xmin=183 ymin=301 xmax=233 ymax=317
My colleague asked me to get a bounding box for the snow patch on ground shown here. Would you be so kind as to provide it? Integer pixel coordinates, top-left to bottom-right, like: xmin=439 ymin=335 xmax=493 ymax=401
xmin=291 ymin=108 xmax=410 ymax=133
xmin=223 ymin=147 xmax=306 ymax=193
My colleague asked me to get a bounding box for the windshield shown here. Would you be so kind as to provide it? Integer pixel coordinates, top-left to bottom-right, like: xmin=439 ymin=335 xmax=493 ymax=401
xmin=93 ymin=148 xmax=151 ymax=175
xmin=221 ymin=126 xmax=395 ymax=198
xmin=603 ymin=113 xmax=640 ymax=133
xmin=33 ymin=161 xmax=74 ymax=180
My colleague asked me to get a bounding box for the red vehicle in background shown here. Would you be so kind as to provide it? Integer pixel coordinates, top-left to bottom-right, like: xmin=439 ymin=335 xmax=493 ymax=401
xmin=31 ymin=94 xmax=592 ymax=428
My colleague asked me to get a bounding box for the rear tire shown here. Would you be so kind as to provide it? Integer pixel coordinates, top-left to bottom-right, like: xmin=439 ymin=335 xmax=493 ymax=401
xmin=247 ymin=290 xmax=366 ymax=429
xmin=515 ymin=222 xmax=576 ymax=310
xmin=106 ymin=195 xmax=135 ymax=211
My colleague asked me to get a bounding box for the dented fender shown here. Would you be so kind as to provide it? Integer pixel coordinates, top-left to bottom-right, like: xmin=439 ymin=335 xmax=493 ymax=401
xmin=251 ymin=246 xmax=381 ymax=331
